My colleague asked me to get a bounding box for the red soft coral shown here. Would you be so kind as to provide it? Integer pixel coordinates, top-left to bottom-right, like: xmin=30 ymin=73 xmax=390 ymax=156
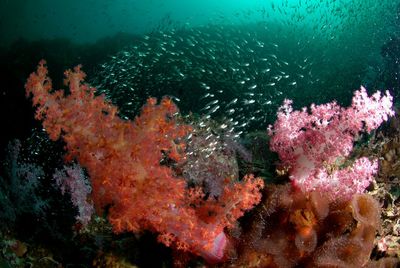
xmin=25 ymin=61 xmax=263 ymax=263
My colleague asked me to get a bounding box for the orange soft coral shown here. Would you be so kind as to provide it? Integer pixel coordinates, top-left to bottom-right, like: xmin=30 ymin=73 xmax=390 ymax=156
xmin=25 ymin=61 xmax=263 ymax=263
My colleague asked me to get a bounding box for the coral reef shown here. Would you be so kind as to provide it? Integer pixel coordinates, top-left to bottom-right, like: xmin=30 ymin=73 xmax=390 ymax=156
xmin=0 ymin=140 xmax=48 ymax=229
xmin=18 ymin=60 xmax=398 ymax=267
xmin=227 ymin=185 xmax=383 ymax=268
xmin=360 ymin=109 xmax=400 ymax=260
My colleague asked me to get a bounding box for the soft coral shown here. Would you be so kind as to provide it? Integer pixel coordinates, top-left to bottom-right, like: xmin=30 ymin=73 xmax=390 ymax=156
xmin=267 ymin=87 xmax=394 ymax=200
xmin=25 ymin=61 xmax=264 ymax=263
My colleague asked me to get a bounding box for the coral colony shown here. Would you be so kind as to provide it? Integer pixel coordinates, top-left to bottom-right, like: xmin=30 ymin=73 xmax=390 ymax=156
xmin=268 ymin=87 xmax=394 ymax=201
xmin=25 ymin=61 xmax=395 ymax=266
xmin=25 ymin=61 xmax=264 ymax=263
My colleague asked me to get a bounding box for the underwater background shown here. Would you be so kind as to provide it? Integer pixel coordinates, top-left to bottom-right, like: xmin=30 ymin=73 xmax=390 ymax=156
xmin=1 ymin=0 xmax=400 ymax=149
xmin=0 ymin=0 xmax=400 ymax=267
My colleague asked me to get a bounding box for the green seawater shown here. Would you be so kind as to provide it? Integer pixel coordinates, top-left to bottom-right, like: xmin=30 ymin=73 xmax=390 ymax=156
xmin=0 ymin=0 xmax=399 ymax=133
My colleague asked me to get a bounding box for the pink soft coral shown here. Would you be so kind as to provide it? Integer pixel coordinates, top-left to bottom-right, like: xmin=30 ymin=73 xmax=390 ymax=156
xmin=25 ymin=61 xmax=263 ymax=263
xmin=268 ymin=87 xmax=394 ymax=200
